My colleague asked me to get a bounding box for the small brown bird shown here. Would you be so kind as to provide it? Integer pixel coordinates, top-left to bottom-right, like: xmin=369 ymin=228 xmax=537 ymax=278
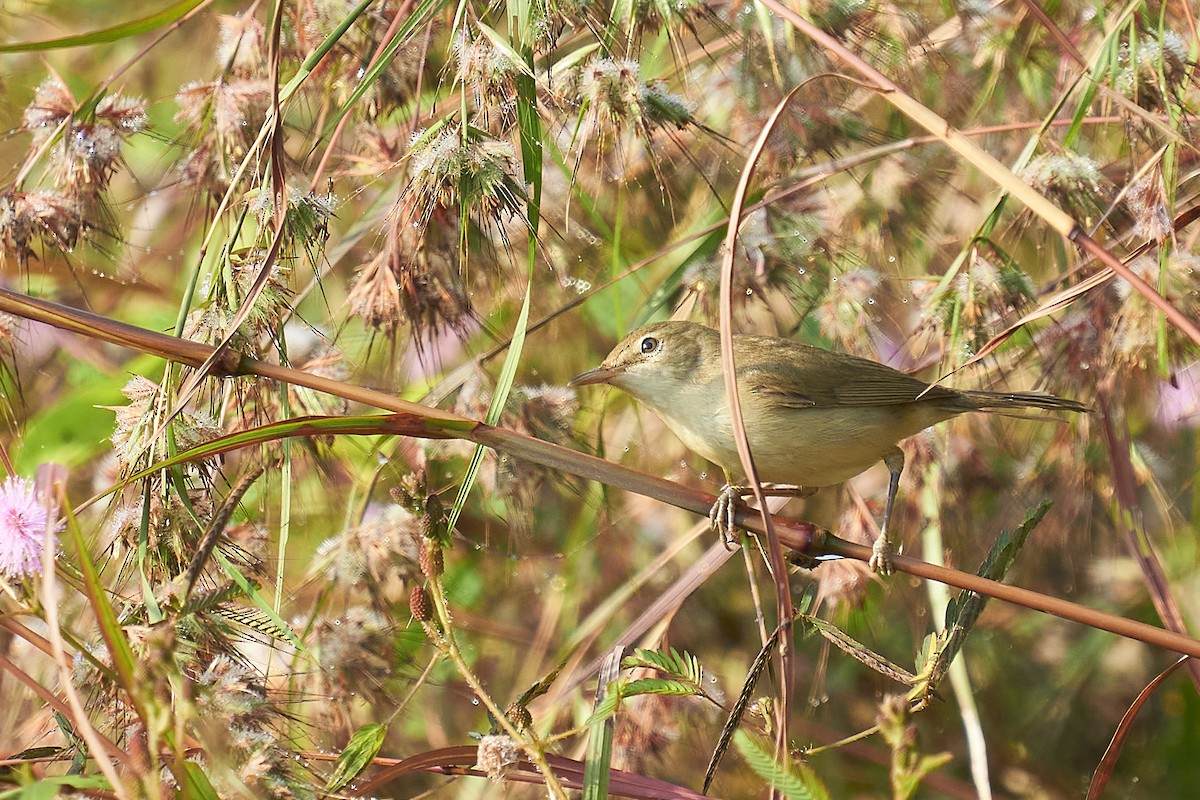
xmin=570 ymin=321 xmax=1087 ymax=573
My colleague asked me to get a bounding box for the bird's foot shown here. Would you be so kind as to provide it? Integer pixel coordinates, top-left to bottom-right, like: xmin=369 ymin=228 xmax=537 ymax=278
xmin=868 ymin=532 xmax=896 ymax=576
xmin=708 ymin=484 xmax=742 ymax=549
xmin=709 ymin=484 xmax=816 ymax=550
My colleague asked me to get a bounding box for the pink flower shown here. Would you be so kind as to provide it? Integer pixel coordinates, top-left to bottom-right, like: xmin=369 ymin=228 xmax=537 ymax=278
xmin=0 ymin=476 xmax=55 ymax=578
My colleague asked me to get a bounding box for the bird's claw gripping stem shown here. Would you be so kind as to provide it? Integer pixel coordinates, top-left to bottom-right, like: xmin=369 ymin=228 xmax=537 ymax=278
xmin=709 ymin=484 xmax=741 ymax=549
xmin=868 ymin=533 xmax=895 ymax=576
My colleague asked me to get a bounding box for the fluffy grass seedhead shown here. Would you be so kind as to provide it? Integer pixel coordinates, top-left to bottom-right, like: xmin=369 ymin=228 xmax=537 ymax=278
xmin=1020 ymin=150 xmax=1110 ymax=228
xmin=1113 ymin=30 xmax=1192 ymax=110
xmin=404 ymin=124 xmax=526 ymax=233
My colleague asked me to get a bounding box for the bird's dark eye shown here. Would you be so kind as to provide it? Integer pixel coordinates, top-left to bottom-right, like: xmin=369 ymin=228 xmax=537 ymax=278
xmin=640 ymin=336 xmax=659 ymax=354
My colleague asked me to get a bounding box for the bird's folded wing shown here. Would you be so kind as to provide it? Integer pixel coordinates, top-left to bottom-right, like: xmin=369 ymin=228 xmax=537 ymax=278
xmin=739 ymin=341 xmax=962 ymax=409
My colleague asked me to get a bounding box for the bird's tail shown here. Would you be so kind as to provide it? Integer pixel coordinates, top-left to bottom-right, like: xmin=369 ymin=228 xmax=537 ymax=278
xmin=960 ymin=389 xmax=1090 ymax=414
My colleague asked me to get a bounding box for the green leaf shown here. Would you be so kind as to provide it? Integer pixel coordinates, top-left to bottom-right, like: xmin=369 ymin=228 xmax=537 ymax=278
xmin=734 ymin=731 xmax=830 ymax=800
xmin=60 ymin=504 xmax=143 ymax=718
xmin=182 ymin=762 xmax=220 ymax=800
xmin=976 ymin=498 xmax=1050 ymax=582
xmin=620 ymin=677 xmax=703 ymax=698
xmin=622 ymin=646 xmax=703 ymax=684
xmin=587 ymin=683 xmax=625 ymax=725
xmin=0 ymin=0 xmax=203 ymax=52
xmin=0 ymin=775 xmax=110 ymax=800
xmin=583 ymin=681 xmax=617 ymax=800
xmin=936 ymin=499 xmax=1051 ymax=678
xmin=474 ymin=22 xmax=536 ymax=78
xmin=326 ymin=723 xmax=388 ymax=792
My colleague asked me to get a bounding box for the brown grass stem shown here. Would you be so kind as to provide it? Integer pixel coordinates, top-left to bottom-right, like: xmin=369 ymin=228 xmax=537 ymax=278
xmin=759 ymin=0 xmax=1200 ymax=349
xmin=4 ymin=288 xmax=1200 ymax=662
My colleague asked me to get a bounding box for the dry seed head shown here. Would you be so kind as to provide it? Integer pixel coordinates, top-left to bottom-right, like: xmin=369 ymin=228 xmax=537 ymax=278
xmin=22 ymin=75 xmax=75 ymax=142
xmin=216 ymin=13 xmax=267 ymax=74
xmin=103 ymin=375 xmax=220 ymax=469
xmin=172 ymin=408 xmax=221 ymax=451
xmin=454 ymin=28 xmax=521 ymax=127
xmin=476 ymin=734 xmax=519 ymax=781
xmin=816 ymin=267 xmax=884 ymax=349
xmin=51 ymin=124 xmax=122 ymax=193
xmin=104 ymin=376 xmax=161 ymax=464
xmin=1020 ymin=151 xmax=1107 ymax=222
xmin=1108 ymin=254 xmax=1200 ymax=374
xmin=951 ymin=256 xmax=1034 ymax=345
xmin=1021 ymin=152 xmax=1102 ymax=196
xmin=1125 ymin=173 xmax=1171 ymax=244
xmin=405 ymin=125 xmax=524 ymax=230
xmin=348 ymin=210 xmax=474 ymax=342
xmin=578 ymin=59 xmax=642 ymax=132
xmin=311 ymin=607 xmax=390 ymax=666
xmin=511 ymin=384 xmax=580 ymax=444
xmin=313 ymin=535 xmax=367 ymax=585
xmin=26 ymin=88 xmax=148 ymax=198
xmin=410 ymin=585 xmax=432 ymax=620
xmin=1115 ymin=31 xmax=1191 ymax=103
xmin=175 ymin=79 xmax=271 ymax=147
xmin=418 ymin=540 xmax=444 ymax=578
xmin=96 ymin=95 xmax=149 ymax=134
xmin=0 ymin=190 xmax=85 ymax=266
xmin=196 ymin=655 xmax=268 ymax=719
xmin=505 ymin=703 xmax=533 ymax=731
xmin=348 ymin=250 xmax=406 ymax=331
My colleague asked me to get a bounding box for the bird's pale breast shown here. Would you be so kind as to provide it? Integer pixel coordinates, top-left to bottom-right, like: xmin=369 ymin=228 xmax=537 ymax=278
xmin=654 ymin=388 xmax=957 ymax=486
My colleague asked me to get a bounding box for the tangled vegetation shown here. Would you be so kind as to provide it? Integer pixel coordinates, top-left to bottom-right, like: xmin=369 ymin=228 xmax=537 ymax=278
xmin=0 ymin=0 xmax=1198 ymax=797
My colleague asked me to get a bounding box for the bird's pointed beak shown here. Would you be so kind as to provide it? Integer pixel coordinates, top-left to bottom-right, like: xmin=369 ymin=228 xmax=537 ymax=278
xmin=569 ymin=365 xmax=619 ymax=387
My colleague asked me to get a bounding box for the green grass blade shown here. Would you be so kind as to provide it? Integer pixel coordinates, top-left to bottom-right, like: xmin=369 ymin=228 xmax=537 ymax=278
xmin=316 ymin=0 xmax=450 ymax=141
xmin=326 ymin=723 xmax=389 ymax=792
xmin=61 ymin=502 xmax=141 ymax=709
xmin=278 ymin=0 xmax=375 ymax=104
xmin=446 ymin=36 xmax=542 ymax=533
xmin=0 ymin=0 xmax=203 ymax=52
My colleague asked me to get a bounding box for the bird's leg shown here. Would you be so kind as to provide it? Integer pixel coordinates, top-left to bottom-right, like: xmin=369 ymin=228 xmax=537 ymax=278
xmin=709 ymin=476 xmax=742 ymax=549
xmin=869 ymin=447 xmax=905 ymax=576
xmin=708 ymin=478 xmax=816 ymax=549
